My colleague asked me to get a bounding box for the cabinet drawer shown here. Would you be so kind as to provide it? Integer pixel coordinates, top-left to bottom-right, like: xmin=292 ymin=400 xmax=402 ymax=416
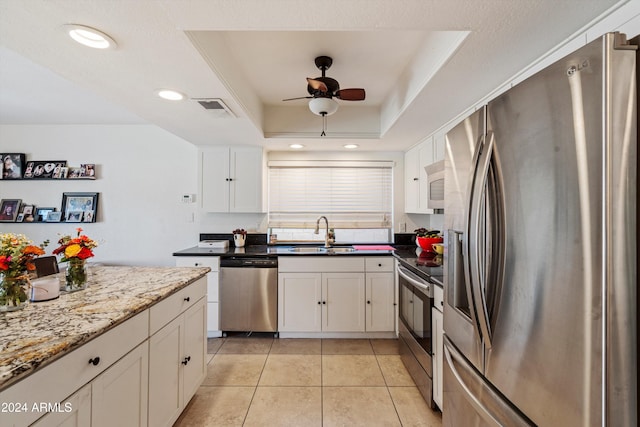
xmin=433 ymin=285 xmax=444 ymax=312
xmin=175 ymin=256 xmax=219 ymax=271
xmin=278 ymin=256 xmax=365 ymax=273
xmin=150 ymin=278 xmax=207 ymax=335
xmin=365 ymin=257 xmax=394 ymax=272
xmin=0 ymin=310 xmax=148 ymax=427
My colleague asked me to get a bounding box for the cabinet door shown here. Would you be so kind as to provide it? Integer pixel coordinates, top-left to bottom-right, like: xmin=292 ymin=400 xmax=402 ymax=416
xmin=404 ymin=146 xmax=421 ymax=213
xmin=32 ymin=384 xmax=91 ymax=427
xmin=278 ymin=273 xmax=322 ymax=332
xmin=418 ymin=142 xmax=434 ymax=212
xmin=183 ymin=298 xmax=207 ymax=404
xmin=322 ymin=273 xmax=365 ymax=332
xmin=148 ymin=316 xmax=184 ymax=427
xmin=432 ymin=307 xmax=443 ymax=410
xmin=365 ymin=272 xmax=395 ymax=332
xmin=91 ymin=341 xmax=149 ymax=427
xmin=201 ymin=147 xmax=231 ymax=212
xmin=229 ymin=146 xmax=263 ymax=213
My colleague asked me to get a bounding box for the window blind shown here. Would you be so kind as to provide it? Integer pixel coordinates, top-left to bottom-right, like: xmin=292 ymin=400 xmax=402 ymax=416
xmin=268 ymin=165 xmax=392 ymax=229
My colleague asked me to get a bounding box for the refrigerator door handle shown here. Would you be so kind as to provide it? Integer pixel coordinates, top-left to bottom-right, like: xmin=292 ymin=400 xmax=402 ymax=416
xmin=465 ymin=132 xmax=495 ymax=348
xmin=444 ymin=336 xmax=533 ymax=426
xmin=463 ymin=134 xmax=485 ymax=343
xmin=444 ymin=337 xmax=502 ymax=427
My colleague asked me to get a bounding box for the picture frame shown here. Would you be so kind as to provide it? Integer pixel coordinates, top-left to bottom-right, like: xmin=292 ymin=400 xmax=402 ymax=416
xmin=61 ymin=192 xmax=99 ymax=223
xmin=0 ymin=199 xmax=21 ymax=222
xmin=1 ymin=154 xmax=26 ymax=180
xmin=82 ymin=210 xmax=94 ymax=222
xmin=46 ymin=211 xmax=62 ymax=223
xmin=65 ymin=211 xmax=83 ymax=223
xmin=16 ymin=213 xmax=25 ymax=223
xmin=79 ymin=164 xmax=96 ymax=179
xmin=23 ymin=160 xmax=67 ymax=179
xmin=35 ymin=207 xmax=56 ymax=222
xmin=20 ymin=204 xmax=35 ymax=222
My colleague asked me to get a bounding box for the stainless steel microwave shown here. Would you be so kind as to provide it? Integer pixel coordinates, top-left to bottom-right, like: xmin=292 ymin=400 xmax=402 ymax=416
xmin=424 ymin=160 xmax=444 ymax=210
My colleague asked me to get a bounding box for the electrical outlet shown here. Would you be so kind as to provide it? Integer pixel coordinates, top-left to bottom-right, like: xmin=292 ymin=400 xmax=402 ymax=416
xmin=181 ymin=194 xmax=195 ymax=203
xmin=399 ymin=222 xmax=406 ymax=232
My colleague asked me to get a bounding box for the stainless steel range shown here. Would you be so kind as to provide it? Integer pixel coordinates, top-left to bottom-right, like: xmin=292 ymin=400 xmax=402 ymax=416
xmin=396 ymin=255 xmax=442 ymax=409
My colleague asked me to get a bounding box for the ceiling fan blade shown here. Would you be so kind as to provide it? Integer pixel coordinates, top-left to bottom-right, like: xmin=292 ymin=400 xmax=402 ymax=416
xmin=335 ymin=88 xmax=366 ymax=101
xmin=282 ymin=96 xmax=313 ymax=101
xmin=307 ymin=78 xmax=328 ymax=92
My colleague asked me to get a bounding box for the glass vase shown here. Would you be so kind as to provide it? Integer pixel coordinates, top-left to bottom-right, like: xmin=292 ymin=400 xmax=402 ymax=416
xmin=65 ymin=259 xmax=88 ymax=292
xmin=0 ymin=273 xmax=29 ymax=312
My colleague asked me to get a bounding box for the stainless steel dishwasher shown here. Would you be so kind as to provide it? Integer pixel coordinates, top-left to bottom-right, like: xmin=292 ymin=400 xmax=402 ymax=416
xmin=219 ymin=256 xmax=278 ymax=334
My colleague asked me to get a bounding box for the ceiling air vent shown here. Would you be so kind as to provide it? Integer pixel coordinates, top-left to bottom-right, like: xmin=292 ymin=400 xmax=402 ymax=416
xmin=192 ymin=98 xmax=236 ymax=118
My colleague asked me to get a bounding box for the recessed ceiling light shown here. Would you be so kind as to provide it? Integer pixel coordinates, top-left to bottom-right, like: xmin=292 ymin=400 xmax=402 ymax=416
xmin=289 ymin=144 xmax=305 ymax=149
xmin=344 ymin=144 xmax=359 ymax=149
xmin=63 ymin=24 xmax=116 ymax=49
xmin=156 ymin=89 xmax=186 ymax=101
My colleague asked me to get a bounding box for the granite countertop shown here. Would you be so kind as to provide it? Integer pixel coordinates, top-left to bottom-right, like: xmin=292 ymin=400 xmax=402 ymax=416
xmin=0 ymin=265 xmax=210 ymax=390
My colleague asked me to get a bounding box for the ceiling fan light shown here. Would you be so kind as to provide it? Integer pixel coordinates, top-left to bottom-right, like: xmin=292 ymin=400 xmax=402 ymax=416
xmin=308 ymin=98 xmax=338 ymax=116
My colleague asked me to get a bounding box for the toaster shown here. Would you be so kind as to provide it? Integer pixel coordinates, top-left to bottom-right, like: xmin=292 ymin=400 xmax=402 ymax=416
xmin=30 ymin=276 xmax=60 ymax=302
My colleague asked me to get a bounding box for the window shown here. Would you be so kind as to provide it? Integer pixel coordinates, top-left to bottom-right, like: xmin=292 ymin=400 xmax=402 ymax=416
xmin=268 ymin=161 xmax=393 ymax=242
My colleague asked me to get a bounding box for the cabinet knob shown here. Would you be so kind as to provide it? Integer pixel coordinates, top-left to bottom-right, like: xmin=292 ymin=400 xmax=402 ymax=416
xmin=184 ymin=296 xmax=190 ymax=302
xmin=441 ymin=301 xmax=444 ymax=306
xmin=88 ymin=357 xmax=100 ymax=366
xmin=322 ymin=301 xmax=326 ymax=305
xmin=182 ymin=356 xmax=191 ymax=365
xmin=367 ymin=300 xmax=371 ymax=304
xmin=194 ymin=263 xmax=200 ymax=266
xmin=413 ymin=177 xmax=419 ymax=181
xmin=378 ymin=263 xmax=382 ymax=267
xmin=318 ymin=301 xmax=321 ymax=305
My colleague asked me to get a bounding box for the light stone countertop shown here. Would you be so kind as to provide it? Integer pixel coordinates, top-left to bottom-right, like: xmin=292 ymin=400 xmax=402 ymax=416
xmin=0 ymin=265 xmax=210 ymax=390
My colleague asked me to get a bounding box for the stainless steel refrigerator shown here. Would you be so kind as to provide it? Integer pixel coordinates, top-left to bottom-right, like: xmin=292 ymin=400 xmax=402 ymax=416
xmin=442 ymin=32 xmax=637 ymax=426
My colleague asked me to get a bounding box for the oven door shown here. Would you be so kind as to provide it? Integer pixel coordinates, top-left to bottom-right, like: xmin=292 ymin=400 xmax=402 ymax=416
xmin=397 ymin=264 xmax=434 ymax=357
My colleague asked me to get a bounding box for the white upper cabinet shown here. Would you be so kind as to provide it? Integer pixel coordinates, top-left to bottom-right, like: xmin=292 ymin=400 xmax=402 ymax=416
xmin=404 ymin=138 xmax=435 ymax=214
xmin=201 ymin=146 xmax=264 ymax=213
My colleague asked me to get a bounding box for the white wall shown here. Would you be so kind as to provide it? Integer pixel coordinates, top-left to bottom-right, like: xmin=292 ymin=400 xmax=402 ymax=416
xmin=0 ymin=125 xmax=265 ymax=266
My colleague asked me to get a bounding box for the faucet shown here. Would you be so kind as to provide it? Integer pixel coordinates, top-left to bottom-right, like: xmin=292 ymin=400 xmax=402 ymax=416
xmin=314 ymin=216 xmax=333 ymax=248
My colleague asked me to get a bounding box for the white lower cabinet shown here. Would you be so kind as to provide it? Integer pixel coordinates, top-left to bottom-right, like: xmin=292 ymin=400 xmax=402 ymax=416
xmin=323 ymin=272 xmax=365 ymax=332
xmin=432 ymin=285 xmax=444 ymax=410
xmin=175 ymin=256 xmax=221 ymax=337
xmin=91 ymin=342 xmax=149 ymax=427
xmin=4 ymin=278 xmax=207 ymax=427
xmin=278 ymin=256 xmax=395 ymax=336
xmin=149 ymin=282 xmax=207 ymax=427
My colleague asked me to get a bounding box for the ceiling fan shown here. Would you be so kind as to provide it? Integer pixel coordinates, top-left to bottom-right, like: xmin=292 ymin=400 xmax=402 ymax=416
xmin=283 ymin=56 xmax=366 ymax=136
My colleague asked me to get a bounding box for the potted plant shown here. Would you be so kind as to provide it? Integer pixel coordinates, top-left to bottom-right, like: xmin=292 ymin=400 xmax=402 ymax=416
xmin=232 ymin=228 xmax=247 ymax=248
xmin=0 ymin=233 xmax=48 ymax=311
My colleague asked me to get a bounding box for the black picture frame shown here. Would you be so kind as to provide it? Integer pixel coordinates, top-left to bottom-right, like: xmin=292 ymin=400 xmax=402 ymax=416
xmin=46 ymin=211 xmax=62 ymax=223
xmin=35 ymin=207 xmax=56 ymax=222
xmin=61 ymin=192 xmax=99 ymax=223
xmin=0 ymin=199 xmax=22 ymax=222
xmin=23 ymin=161 xmax=67 ymax=179
xmin=1 ymin=154 xmax=26 ymax=180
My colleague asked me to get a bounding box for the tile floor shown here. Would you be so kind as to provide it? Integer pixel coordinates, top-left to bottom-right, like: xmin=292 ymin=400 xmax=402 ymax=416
xmin=174 ymin=336 xmax=442 ymax=426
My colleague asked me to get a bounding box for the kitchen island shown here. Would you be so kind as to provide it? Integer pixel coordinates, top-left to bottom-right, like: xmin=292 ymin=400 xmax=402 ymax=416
xmin=0 ymin=265 xmax=210 ymax=427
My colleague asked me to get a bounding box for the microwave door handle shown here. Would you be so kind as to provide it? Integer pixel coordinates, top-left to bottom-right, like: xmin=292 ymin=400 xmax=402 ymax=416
xmin=470 ymin=132 xmax=495 ymax=349
xmin=397 ymin=266 xmax=433 ymax=297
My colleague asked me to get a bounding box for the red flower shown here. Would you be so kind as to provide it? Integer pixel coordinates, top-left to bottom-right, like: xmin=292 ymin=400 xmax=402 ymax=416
xmin=76 ymin=247 xmax=94 ymax=260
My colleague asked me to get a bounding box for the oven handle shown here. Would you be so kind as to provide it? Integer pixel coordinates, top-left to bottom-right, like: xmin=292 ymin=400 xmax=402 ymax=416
xmin=397 ymin=265 xmax=433 ymax=298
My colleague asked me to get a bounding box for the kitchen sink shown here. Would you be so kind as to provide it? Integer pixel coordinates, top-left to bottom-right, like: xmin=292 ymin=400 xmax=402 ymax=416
xmin=288 ymin=246 xmax=355 ymax=253
xmin=289 ymin=247 xmax=327 ymax=253
xmin=328 ymin=247 xmax=355 ymax=253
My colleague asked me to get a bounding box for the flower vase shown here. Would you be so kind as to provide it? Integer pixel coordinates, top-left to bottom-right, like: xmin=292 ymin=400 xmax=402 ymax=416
xmin=0 ymin=273 xmax=29 ymax=312
xmin=65 ymin=259 xmax=88 ymax=292
xmin=233 ymin=234 xmax=246 ymax=248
